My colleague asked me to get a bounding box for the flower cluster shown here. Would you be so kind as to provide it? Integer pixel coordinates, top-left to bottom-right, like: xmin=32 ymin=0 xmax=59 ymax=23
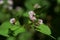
xmin=28 ymin=11 xmax=43 ymax=24
xmin=28 ymin=11 xmax=36 ymax=21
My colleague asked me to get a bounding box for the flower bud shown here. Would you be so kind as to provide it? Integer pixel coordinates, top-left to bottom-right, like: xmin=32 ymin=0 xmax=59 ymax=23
xmin=10 ymin=18 xmax=16 ymax=24
xmin=38 ymin=19 xmax=43 ymax=24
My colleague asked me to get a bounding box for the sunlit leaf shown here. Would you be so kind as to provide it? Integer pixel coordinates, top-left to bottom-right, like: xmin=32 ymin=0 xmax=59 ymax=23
xmin=0 ymin=21 xmax=11 ymax=37
xmin=13 ymin=27 xmax=26 ymax=36
xmin=57 ymin=0 xmax=60 ymax=4
xmin=0 ymin=21 xmax=25 ymax=37
xmin=7 ymin=21 xmax=26 ymax=36
xmin=35 ymin=23 xmax=51 ymax=35
xmin=10 ymin=21 xmax=20 ymax=31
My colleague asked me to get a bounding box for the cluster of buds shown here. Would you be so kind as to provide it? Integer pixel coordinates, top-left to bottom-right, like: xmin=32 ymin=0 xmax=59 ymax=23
xmin=28 ymin=11 xmax=36 ymax=22
xmin=28 ymin=11 xmax=43 ymax=24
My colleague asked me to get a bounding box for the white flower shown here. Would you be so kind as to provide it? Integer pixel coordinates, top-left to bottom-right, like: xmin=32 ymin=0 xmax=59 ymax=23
xmin=7 ymin=0 xmax=13 ymax=5
xmin=34 ymin=3 xmax=41 ymax=9
xmin=28 ymin=11 xmax=35 ymax=16
xmin=0 ymin=0 xmax=4 ymax=4
xmin=10 ymin=18 xmax=16 ymax=24
xmin=38 ymin=19 xmax=43 ymax=24
xmin=28 ymin=11 xmax=36 ymax=21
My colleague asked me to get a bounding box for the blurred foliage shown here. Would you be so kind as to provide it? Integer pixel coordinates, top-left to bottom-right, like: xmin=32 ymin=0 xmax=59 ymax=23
xmin=0 ymin=0 xmax=59 ymax=40
xmin=25 ymin=0 xmax=50 ymax=10
xmin=57 ymin=0 xmax=60 ymax=4
xmin=7 ymin=36 xmax=16 ymax=40
xmin=57 ymin=37 xmax=60 ymax=40
xmin=54 ymin=5 xmax=60 ymax=14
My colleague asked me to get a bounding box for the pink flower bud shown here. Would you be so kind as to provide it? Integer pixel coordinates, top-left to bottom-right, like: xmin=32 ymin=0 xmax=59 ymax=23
xmin=38 ymin=19 xmax=43 ymax=24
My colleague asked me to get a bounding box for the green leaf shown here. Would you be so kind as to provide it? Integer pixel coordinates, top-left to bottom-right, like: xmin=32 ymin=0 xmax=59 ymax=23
xmin=0 ymin=21 xmax=11 ymax=37
xmin=0 ymin=21 xmax=23 ymax=37
xmin=9 ymin=21 xmax=26 ymax=36
xmin=14 ymin=8 xmax=24 ymax=17
xmin=23 ymin=12 xmax=29 ymax=17
xmin=36 ymin=23 xmax=51 ymax=35
xmin=0 ymin=13 xmax=10 ymax=22
xmin=10 ymin=21 xmax=20 ymax=31
xmin=13 ymin=27 xmax=26 ymax=36
xmin=57 ymin=0 xmax=60 ymax=4
xmin=18 ymin=32 xmax=33 ymax=40
xmin=7 ymin=36 xmax=16 ymax=40
xmin=25 ymin=0 xmax=50 ymax=10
